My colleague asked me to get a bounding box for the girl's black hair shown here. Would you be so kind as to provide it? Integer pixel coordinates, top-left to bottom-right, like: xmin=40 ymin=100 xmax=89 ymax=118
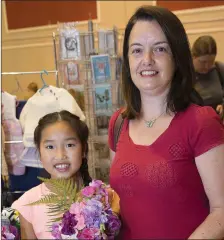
xmin=34 ymin=110 xmax=91 ymax=186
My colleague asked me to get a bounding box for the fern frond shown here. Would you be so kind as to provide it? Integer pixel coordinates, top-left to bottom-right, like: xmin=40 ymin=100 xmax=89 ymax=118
xmin=28 ymin=177 xmax=80 ymax=224
xmin=26 ymin=194 xmax=59 ymax=206
xmin=47 ymin=211 xmax=66 ymax=217
xmin=46 ymin=217 xmax=62 ymax=225
xmin=38 ymin=177 xmax=76 ymax=197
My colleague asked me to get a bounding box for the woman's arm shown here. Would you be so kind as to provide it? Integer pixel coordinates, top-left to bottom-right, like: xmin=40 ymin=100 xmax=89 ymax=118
xmin=19 ymin=213 xmax=37 ymax=240
xmin=189 ymin=144 xmax=224 ymax=239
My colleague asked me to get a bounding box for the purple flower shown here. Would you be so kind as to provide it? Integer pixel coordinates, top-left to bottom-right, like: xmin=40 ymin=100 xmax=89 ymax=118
xmin=105 ymin=214 xmax=121 ymax=236
xmin=100 ymin=214 xmax=108 ymax=224
xmin=9 ymin=226 xmax=19 ymax=240
xmin=77 ymin=227 xmax=100 ymax=239
xmin=4 ymin=232 xmax=15 ymax=240
xmin=52 ymin=223 xmax=62 ymax=239
xmin=61 ymin=211 xmax=77 ymax=235
xmin=82 ymin=199 xmax=105 ymax=228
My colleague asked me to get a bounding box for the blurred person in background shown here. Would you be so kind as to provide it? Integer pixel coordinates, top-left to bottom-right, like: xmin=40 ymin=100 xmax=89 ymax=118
xmin=192 ymin=35 xmax=224 ymax=117
xmin=25 ymin=82 xmax=38 ymax=100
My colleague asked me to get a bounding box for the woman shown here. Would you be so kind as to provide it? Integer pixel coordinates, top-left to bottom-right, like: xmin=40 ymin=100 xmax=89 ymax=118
xmin=108 ymin=6 xmax=224 ymax=239
xmin=192 ymin=35 xmax=224 ymax=116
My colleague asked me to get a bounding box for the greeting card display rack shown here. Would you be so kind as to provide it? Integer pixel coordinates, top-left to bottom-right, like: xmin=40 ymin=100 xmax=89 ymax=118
xmin=52 ymin=22 xmax=124 ymax=182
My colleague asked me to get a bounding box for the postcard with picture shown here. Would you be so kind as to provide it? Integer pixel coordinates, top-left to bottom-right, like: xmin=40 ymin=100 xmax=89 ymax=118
xmin=91 ymin=55 xmax=111 ymax=84
xmin=98 ymin=29 xmax=117 ymax=56
xmin=63 ymin=61 xmax=80 ymax=85
xmin=60 ymin=28 xmax=81 ymax=60
xmin=80 ymin=33 xmax=95 ymax=58
xmin=94 ymin=85 xmax=112 ymax=114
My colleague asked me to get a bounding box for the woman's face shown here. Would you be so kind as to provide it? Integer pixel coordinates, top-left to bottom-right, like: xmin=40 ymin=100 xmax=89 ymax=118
xmin=39 ymin=121 xmax=83 ymax=179
xmin=193 ymin=54 xmax=216 ymax=74
xmin=128 ymin=20 xmax=175 ymax=96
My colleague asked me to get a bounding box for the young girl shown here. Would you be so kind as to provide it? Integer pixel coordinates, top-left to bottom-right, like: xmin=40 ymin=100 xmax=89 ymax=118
xmin=11 ymin=110 xmax=92 ymax=239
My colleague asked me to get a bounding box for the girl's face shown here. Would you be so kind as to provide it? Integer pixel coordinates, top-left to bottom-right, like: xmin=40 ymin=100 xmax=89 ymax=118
xmin=39 ymin=121 xmax=83 ymax=179
xmin=128 ymin=20 xmax=175 ymax=96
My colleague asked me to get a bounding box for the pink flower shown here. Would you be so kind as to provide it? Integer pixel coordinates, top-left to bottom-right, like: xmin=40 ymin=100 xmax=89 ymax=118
xmin=75 ymin=214 xmax=85 ymax=230
xmin=81 ymin=186 xmax=96 ymax=198
xmin=89 ymin=180 xmax=103 ymax=188
xmin=69 ymin=203 xmax=81 ymax=215
xmin=77 ymin=227 xmax=100 ymax=239
xmin=69 ymin=202 xmax=85 ymax=215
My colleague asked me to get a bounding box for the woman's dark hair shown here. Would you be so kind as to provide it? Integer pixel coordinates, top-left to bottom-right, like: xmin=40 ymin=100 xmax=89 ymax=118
xmin=34 ymin=110 xmax=91 ymax=186
xmin=122 ymin=5 xmax=203 ymax=119
xmin=192 ymin=35 xmax=217 ymax=57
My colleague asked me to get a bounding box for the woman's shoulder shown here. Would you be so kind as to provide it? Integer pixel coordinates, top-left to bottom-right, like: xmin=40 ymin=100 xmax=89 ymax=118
xmin=216 ymin=61 xmax=224 ymax=71
xmin=110 ymin=108 xmax=125 ymax=125
xmin=181 ymin=104 xmax=218 ymax=121
xmin=182 ymin=105 xmax=224 ymax=157
xmin=176 ymin=104 xmax=224 ymax=138
xmin=108 ymin=108 xmax=126 ymax=151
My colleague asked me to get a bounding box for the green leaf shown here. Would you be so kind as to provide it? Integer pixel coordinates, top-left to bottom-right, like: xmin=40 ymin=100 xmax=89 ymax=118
xmin=26 ymin=194 xmax=59 ymax=206
xmin=28 ymin=177 xmax=80 ymax=224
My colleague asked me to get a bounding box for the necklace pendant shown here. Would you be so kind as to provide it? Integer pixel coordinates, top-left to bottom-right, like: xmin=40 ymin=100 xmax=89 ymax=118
xmin=145 ymin=119 xmax=156 ymax=128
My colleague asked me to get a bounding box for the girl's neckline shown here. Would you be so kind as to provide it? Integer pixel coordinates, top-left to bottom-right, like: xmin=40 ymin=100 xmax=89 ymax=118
xmin=127 ymin=111 xmax=180 ymax=149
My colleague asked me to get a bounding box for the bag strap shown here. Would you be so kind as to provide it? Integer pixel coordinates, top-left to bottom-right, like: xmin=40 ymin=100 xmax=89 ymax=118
xmin=113 ymin=112 xmax=124 ymax=152
xmin=215 ymin=62 xmax=224 ymax=88
xmin=215 ymin=62 xmax=224 ymax=120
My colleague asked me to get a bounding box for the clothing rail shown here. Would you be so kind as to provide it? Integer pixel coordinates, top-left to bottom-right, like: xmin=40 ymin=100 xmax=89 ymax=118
xmin=2 ymin=70 xmax=59 ymax=87
xmin=1 ymin=70 xmax=58 ymax=75
xmin=5 ymin=141 xmax=23 ymax=144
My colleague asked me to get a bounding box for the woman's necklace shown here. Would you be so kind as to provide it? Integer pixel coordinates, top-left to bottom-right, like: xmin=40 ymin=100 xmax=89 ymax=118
xmin=144 ymin=111 xmax=165 ymax=128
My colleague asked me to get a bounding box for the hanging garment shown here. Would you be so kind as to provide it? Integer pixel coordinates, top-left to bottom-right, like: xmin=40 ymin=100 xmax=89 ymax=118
xmin=2 ymin=92 xmax=16 ymax=120
xmin=20 ymin=85 xmax=86 ymax=148
xmin=2 ymin=119 xmax=26 ymax=175
xmin=19 ymin=147 xmax=42 ymax=168
xmin=1 ymin=125 xmax=8 ymax=177
xmin=2 ymin=92 xmax=26 ymax=175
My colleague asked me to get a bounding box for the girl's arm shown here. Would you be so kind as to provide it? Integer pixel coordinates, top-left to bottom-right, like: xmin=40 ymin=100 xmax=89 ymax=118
xmin=19 ymin=213 xmax=37 ymax=240
xmin=189 ymin=144 xmax=224 ymax=239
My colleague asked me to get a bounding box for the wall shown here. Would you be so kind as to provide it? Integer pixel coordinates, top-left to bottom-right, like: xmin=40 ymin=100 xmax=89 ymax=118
xmin=5 ymin=1 xmax=97 ymax=29
xmin=2 ymin=1 xmax=224 ymax=100
xmin=157 ymin=1 xmax=224 ymax=11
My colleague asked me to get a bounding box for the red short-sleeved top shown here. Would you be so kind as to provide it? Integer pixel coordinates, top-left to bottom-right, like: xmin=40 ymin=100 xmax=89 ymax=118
xmin=108 ymin=104 xmax=224 ymax=239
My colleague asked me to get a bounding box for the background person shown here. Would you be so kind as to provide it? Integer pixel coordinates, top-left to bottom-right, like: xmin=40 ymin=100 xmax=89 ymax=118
xmin=192 ymin=35 xmax=224 ymax=116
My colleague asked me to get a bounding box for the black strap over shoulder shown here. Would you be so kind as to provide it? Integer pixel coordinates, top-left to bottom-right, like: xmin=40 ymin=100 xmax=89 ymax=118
xmin=113 ymin=112 xmax=124 ymax=152
xmin=215 ymin=62 xmax=224 ymax=88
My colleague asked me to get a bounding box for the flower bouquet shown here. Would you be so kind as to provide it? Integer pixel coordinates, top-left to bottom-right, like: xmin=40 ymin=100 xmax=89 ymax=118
xmin=1 ymin=209 xmax=20 ymax=240
xmin=29 ymin=178 xmax=121 ymax=239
